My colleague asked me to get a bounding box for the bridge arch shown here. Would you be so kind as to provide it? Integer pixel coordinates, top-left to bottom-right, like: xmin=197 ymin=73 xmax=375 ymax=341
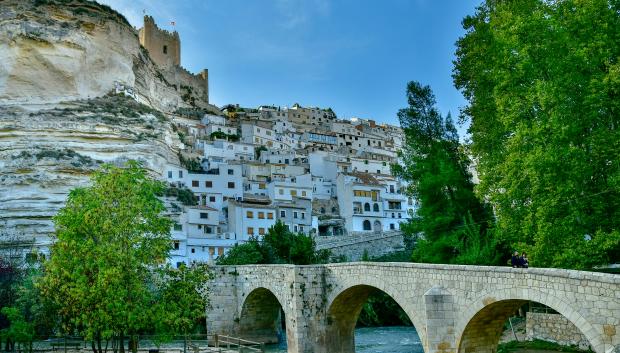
xmin=323 ymin=283 xmax=425 ymax=353
xmin=456 ymin=287 xmax=601 ymax=353
xmin=237 ymin=287 xmax=287 ymax=344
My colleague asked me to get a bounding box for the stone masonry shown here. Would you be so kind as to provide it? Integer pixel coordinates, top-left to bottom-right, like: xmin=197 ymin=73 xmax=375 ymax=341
xmin=314 ymin=230 xmax=405 ymax=260
xmin=527 ymin=312 xmax=591 ymax=350
xmin=206 ymin=263 xmax=620 ymax=353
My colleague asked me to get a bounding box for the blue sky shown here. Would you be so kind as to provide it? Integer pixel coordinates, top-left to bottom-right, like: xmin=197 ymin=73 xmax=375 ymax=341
xmin=101 ymin=0 xmax=480 ymax=133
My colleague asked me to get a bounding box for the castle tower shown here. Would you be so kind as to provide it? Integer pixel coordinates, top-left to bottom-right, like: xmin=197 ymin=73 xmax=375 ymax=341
xmin=138 ymin=15 xmax=180 ymax=70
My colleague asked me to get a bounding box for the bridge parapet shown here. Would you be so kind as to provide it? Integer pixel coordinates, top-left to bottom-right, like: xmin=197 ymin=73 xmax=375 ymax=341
xmin=206 ymin=263 xmax=620 ymax=353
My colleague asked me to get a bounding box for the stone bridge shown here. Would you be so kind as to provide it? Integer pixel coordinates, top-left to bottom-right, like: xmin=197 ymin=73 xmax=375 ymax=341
xmin=206 ymin=263 xmax=620 ymax=353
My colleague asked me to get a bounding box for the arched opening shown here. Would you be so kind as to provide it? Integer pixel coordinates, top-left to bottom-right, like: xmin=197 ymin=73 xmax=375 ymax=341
xmin=237 ymin=288 xmax=286 ymax=345
xmin=362 ymin=220 xmax=371 ymax=231
xmin=458 ymin=299 xmax=595 ymax=353
xmin=364 ymin=203 xmax=371 ymax=212
xmin=373 ymin=203 xmax=379 ymax=212
xmin=373 ymin=220 xmax=382 ymax=232
xmin=324 ymin=285 xmax=421 ymax=353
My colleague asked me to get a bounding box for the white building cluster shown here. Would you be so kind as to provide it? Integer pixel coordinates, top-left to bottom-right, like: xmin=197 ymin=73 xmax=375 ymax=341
xmin=165 ymin=104 xmax=416 ymax=266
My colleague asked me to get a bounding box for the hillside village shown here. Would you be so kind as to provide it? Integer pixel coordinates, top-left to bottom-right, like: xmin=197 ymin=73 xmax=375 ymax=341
xmin=0 ymin=1 xmax=415 ymax=266
xmin=138 ymin=18 xmax=417 ymax=266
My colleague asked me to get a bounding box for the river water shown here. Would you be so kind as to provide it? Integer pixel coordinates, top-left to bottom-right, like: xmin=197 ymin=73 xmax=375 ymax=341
xmin=264 ymin=326 xmax=423 ymax=353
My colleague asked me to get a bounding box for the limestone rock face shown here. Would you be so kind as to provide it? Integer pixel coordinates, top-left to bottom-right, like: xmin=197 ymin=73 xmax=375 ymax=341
xmin=0 ymin=0 xmax=139 ymax=106
xmin=0 ymin=96 xmax=181 ymax=245
xmin=0 ymin=1 xmax=191 ymax=246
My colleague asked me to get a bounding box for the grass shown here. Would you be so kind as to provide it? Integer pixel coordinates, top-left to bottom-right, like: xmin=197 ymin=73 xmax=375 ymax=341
xmin=497 ymin=340 xmax=593 ymax=353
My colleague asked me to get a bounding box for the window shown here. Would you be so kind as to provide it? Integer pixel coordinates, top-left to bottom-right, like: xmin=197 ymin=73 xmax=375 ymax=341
xmin=246 ymin=211 xmax=254 ymax=218
xmin=168 ymin=171 xmax=173 ymax=178
xmin=218 ymin=247 xmax=224 ymax=256
xmin=258 ymin=212 xmax=265 ymax=219
xmin=259 ymin=183 xmax=266 ymax=189
xmin=285 ymin=159 xmax=289 ymax=164
xmin=320 ymin=207 xmax=326 ymax=214
xmin=364 ymin=203 xmax=371 ymax=212
xmin=294 ymin=225 xmax=298 ymax=232
xmin=173 ymin=241 xmax=180 ymax=250
xmin=280 ymin=210 xmax=286 ymax=217
xmin=392 ymin=213 xmax=395 ymax=218
xmin=377 ymin=170 xmax=381 ymax=174
xmin=373 ymin=203 xmax=380 ymax=212
xmin=301 ymin=212 xmax=305 ymax=219
xmin=290 ymin=190 xmax=297 ymax=196
xmin=205 ymin=181 xmax=213 ymax=187
xmin=228 ymin=182 xmax=235 ymax=189
xmin=200 ymin=212 xmax=208 ymax=219
xmin=279 ymin=189 xmax=284 ymax=195
xmin=371 ymin=191 xmax=379 ymax=201
xmin=267 ymin=213 xmax=273 ymax=219
xmin=299 ymin=226 xmax=304 ymax=232
xmin=247 ymin=227 xmax=254 ymax=235
xmin=204 ymin=226 xmax=213 ymax=234
xmin=173 ymin=223 xmax=182 ymax=231
xmin=390 ymin=185 xmax=395 ymax=193
xmin=294 ymin=211 xmax=298 ymax=219
xmin=228 ymin=169 xmax=234 ymax=175
xmin=301 ymin=191 xmax=307 ymax=197
xmin=192 ymin=180 xmax=199 ymax=187
xmin=363 ymin=220 xmax=371 ymax=231
xmin=163 ymin=45 xmax=168 ymax=54
xmin=398 ymin=213 xmax=402 ymax=218
xmin=191 ymin=247 xmax=195 ymax=254
xmin=179 ymin=170 xmax=183 ymax=178
xmin=209 ymin=196 xmax=216 ymax=202
xmin=258 ymin=228 xmax=265 ymax=235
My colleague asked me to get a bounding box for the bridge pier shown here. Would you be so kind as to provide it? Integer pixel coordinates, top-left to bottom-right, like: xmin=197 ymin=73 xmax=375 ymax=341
xmin=424 ymin=286 xmax=456 ymax=353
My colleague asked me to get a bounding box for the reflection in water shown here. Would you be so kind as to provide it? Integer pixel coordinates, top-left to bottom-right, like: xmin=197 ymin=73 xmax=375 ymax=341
xmin=264 ymin=326 xmax=423 ymax=353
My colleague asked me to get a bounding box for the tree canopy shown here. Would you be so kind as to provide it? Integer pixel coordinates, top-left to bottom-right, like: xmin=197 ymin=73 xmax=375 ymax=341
xmin=453 ymin=0 xmax=620 ymax=269
xmin=217 ymin=221 xmax=331 ymax=265
xmin=393 ymin=81 xmax=500 ymax=265
xmin=39 ymin=162 xmax=188 ymax=353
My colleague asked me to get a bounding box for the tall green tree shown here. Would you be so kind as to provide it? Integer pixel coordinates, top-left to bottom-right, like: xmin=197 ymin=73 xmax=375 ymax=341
xmin=40 ymin=161 xmax=172 ymax=353
xmin=393 ymin=81 xmax=499 ymax=265
xmin=453 ymin=0 xmax=620 ymax=269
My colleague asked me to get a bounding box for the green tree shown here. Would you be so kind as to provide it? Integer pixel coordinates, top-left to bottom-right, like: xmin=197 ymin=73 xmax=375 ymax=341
xmin=392 ymin=81 xmax=500 ymax=265
xmin=217 ymin=221 xmax=330 ymax=265
xmin=453 ymin=0 xmax=620 ymax=268
xmin=40 ymin=161 xmax=172 ymax=353
xmin=153 ymin=264 xmax=212 ymax=352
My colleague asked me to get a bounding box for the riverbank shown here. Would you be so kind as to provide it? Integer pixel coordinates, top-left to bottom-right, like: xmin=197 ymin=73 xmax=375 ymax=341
xmin=498 ymin=340 xmax=594 ymax=353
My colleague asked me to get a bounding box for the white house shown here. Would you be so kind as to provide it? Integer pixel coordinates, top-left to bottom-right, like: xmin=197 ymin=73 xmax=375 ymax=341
xmin=225 ymin=197 xmax=277 ymax=241
xmin=336 ymin=172 xmax=386 ymax=233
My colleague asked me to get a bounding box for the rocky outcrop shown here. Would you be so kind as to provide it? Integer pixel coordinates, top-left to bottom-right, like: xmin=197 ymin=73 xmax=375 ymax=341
xmin=0 ymin=0 xmax=206 ymax=246
xmin=0 ymin=95 xmax=182 ymax=245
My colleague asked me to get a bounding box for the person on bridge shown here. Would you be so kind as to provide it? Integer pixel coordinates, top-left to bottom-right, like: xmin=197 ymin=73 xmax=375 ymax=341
xmin=511 ymin=251 xmax=520 ymax=268
xmin=521 ymin=252 xmax=529 ymax=268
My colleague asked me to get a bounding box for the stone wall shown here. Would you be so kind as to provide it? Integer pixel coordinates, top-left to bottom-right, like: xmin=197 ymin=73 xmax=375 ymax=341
xmin=314 ymin=231 xmax=405 ymax=260
xmin=527 ymin=312 xmax=591 ymax=350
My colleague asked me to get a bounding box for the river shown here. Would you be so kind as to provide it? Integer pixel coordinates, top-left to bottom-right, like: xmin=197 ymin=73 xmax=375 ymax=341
xmin=264 ymin=326 xmax=423 ymax=353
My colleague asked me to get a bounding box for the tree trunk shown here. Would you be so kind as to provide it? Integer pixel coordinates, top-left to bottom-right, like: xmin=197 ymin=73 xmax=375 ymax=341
xmin=119 ymin=332 xmax=124 ymax=353
xmin=91 ymin=340 xmax=97 ymax=353
xmin=97 ymin=334 xmax=103 ymax=353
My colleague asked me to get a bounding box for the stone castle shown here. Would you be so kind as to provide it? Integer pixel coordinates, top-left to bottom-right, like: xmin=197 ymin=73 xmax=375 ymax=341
xmin=139 ymin=15 xmax=209 ymax=107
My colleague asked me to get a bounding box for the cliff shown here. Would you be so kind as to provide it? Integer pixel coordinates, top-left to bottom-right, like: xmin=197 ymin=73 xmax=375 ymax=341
xmin=0 ymin=0 xmax=198 ymax=246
